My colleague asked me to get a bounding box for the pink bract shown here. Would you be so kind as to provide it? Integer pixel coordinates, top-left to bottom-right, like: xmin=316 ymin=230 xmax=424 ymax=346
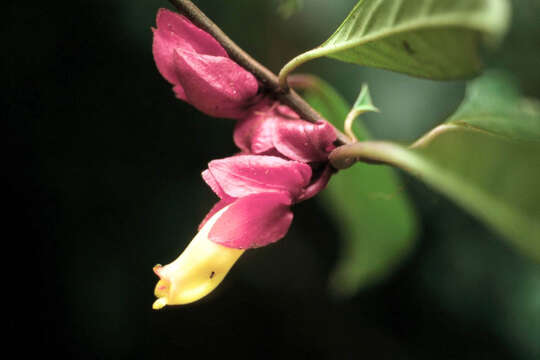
xmin=199 ymin=155 xmax=314 ymax=249
xmin=234 ymin=103 xmax=337 ymax=162
xmin=204 ymin=155 xmax=312 ymax=199
xmin=208 ymin=192 xmax=294 ymax=249
xmin=152 ymin=9 xmax=338 ymax=251
xmin=152 ymin=8 xmax=259 ymax=119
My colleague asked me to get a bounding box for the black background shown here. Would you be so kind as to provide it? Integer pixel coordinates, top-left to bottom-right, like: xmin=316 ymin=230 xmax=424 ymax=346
xmin=6 ymin=0 xmax=540 ymax=358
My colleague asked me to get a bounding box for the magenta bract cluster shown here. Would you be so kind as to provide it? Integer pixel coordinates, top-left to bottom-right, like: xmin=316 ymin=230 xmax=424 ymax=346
xmin=153 ymin=9 xmax=336 ymax=249
xmin=153 ymin=9 xmax=259 ymax=118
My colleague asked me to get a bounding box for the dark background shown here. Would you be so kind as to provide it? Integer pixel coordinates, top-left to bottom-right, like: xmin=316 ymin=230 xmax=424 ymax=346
xmin=6 ymin=0 xmax=540 ymax=358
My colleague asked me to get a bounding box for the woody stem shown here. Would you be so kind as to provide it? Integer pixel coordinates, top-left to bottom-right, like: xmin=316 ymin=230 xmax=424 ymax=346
xmin=167 ymin=0 xmax=351 ymax=145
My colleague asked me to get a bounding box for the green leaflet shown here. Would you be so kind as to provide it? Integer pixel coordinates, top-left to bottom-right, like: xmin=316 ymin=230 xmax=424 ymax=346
xmin=279 ymin=0 xmax=510 ymax=83
xmin=298 ymin=76 xmax=417 ymax=297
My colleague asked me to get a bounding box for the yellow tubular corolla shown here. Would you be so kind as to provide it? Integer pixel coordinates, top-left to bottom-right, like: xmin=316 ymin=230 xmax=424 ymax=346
xmin=152 ymin=206 xmax=244 ymax=309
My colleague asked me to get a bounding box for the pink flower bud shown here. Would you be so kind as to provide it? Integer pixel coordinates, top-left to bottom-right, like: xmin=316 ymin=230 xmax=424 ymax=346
xmin=234 ymin=102 xmax=336 ymax=162
xmin=152 ymin=9 xmax=260 ymax=119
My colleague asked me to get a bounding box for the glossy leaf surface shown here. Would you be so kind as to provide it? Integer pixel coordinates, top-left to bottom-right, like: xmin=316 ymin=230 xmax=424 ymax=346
xmin=280 ymin=0 xmax=510 ymax=81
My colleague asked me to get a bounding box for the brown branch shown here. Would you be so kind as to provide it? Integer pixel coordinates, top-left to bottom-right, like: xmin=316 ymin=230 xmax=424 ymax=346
xmin=167 ymin=0 xmax=351 ymax=145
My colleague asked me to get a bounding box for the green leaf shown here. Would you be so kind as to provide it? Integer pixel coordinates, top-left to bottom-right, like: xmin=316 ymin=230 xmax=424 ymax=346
xmin=330 ymin=74 xmax=540 ymax=260
xmin=447 ymin=71 xmax=540 ymax=141
xmin=297 ymin=76 xmax=417 ymax=296
xmin=324 ymin=160 xmax=418 ymax=297
xmin=279 ymin=0 xmax=510 ymax=83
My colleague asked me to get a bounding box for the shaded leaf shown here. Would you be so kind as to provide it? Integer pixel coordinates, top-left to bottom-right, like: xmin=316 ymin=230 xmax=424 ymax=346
xmin=331 ymin=73 xmax=540 ymax=260
xmin=447 ymin=71 xmax=540 ymax=141
xmin=324 ymin=160 xmax=417 ymax=297
xmin=280 ymin=0 xmax=510 ymax=81
xmin=297 ymin=76 xmax=417 ymax=296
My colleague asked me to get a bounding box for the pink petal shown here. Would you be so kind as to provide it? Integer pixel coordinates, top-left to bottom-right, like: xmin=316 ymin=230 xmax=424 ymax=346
xmin=172 ymin=85 xmax=187 ymax=101
xmin=154 ymin=8 xmax=228 ymax=86
xmin=173 ymin=49 xmax=259 ymax=119
xmin=156 ymin=9 xmax=227 ymax=57
xmin=297 ymin=164 xmax=335 ymax=201
xmin=274 ymin=104 xmax=299 ymax=118
xmin=208 ymin=192 xmax=293 ymax=249
xmin=273 ymin=117 xmax=337 ymax=163
xmin=198 ymin=198 xmax=234 ymax=230
xmin=233 ymin=103 xmax=337 ymax=162
xmin=201 ymin=169 xmax=227 ymax=199
xmin=233 ymin=102 xmax=276 ymax=154
xmin=207 ymin=155 xmax=311 ymax=199
xmin=152 ymin=26 xmax=190 ymax=85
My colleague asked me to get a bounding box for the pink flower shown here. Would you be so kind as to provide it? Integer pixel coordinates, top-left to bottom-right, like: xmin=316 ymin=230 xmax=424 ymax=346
xmin=234 ymin=102 xmax=337 ymax=201
xmin=151 ymin=9 xmax=339 ymax=308
xmin=234 ymin=101 xmax=336 ymax=162
xmin=201 ymin=155 xmax=313 ymax=248
xmin=153 ymin=154 xmax=336 ymax=308
xmin=152 ymin=155 xmax=315 ymax=308
xmin=152 ymin=8 xmax=260 ymax=119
